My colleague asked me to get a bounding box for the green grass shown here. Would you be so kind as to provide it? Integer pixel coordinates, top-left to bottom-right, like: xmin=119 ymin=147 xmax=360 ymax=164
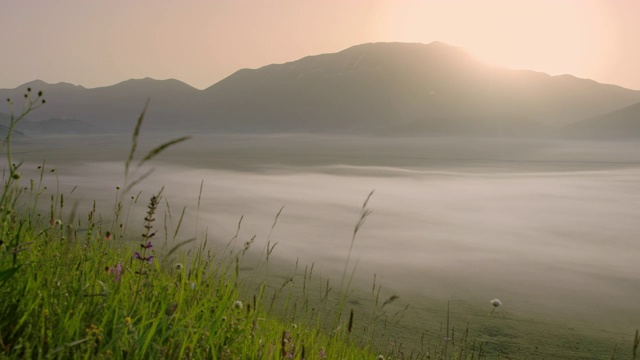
xmin=0 ymin=207 xmax=381 ymax=359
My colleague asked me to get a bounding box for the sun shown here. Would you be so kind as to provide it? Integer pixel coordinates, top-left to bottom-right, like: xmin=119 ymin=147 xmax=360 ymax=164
xmin=377 ymin=0 xmax=615 ymax=79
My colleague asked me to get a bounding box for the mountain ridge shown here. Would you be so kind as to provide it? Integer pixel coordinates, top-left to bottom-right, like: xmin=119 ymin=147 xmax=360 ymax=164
xmin=1 ymin=42 xmax=639 ymax=137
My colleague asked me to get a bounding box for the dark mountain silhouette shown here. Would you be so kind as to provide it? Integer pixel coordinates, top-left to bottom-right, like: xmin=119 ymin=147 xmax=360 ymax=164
xmin=0 ymin=78 xmax=199 ymax=132
xmin=2 ymin=42 xmax=640 ymax=136
xmin=192 ymin=42 xmax=640 ymax=135
xmin=564 ymin=102 xmax=640 ymax=139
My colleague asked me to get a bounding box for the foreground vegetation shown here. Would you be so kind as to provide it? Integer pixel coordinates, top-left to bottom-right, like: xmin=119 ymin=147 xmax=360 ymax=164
xmin=2 ymin=91 xmax=639 ymax=359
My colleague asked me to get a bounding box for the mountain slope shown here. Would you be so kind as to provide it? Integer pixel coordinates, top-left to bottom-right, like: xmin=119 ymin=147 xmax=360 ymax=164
xmin=565 ymin=101 xmax=640 ymax=139
xmin=0 ymin=78 xmax=200 ymax=132
xmin=190 ymin=42 xmax=640 ymax=135
xmin=2 ymin=42 xmax=639 ymax=136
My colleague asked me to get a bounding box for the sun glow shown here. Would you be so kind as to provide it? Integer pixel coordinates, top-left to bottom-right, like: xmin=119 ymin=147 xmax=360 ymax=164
xmin=379 ymin=0 xmax=616 ymax=78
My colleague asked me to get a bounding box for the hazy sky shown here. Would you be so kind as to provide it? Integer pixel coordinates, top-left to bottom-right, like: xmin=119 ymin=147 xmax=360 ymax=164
xmin=2 ymin=0 xmax=639 ymax=90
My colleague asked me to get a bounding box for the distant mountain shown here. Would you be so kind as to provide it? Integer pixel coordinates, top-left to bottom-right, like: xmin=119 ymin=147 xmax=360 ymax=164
xmin=564 ymin=102 xmax=640 ymax=139
xmin=0 ymin=78 xmax=200 ymax=132
xmin=2 ymin=42 xmax=640 ymax=136
xmin=192 ymin=42 xmax=640 ymax=135
xmin=0 ymin=112 xmax=96 ymax=135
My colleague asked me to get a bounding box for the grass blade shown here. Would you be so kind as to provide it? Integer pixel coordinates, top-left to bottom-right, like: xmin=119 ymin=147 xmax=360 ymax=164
xmin=125 ymin=99 xmax=149 ymax=178
xmin=138 ymin=136 xmax=191 ymax=166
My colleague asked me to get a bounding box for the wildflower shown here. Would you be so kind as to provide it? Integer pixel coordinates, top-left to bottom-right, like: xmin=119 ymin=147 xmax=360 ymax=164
xmin=378 ymin=356 xmax=385 ymax=360
xmin=54 ymin=219 xmax=62 ymax=226
xmin=113 ymin=263 xmax=122 ymax=281
xmin=174 ymin=263 xmax=183 ymax=270
xmin=104 ymin=231 xmax=112 ymax=241
xmin=129 ymin=191 xmax=161 ymax=312
xmin=85 ymin=324 xmax=103 ymax=341
xmin=134 ymin=252 xmax=154 ymax=264
xmin=490 ymin=298 xmax=502 ymax=314
xmin=107 ymin=263 xmax=122 ymax=281
xmin=233 ymin=300 xmax=243 ymax=310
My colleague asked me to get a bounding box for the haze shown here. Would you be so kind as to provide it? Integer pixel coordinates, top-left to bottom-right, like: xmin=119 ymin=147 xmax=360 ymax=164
xmin=2 ymin=0 xmax=640 ymax=90
xmin=3 ymin=1 xmax=640 ymax=357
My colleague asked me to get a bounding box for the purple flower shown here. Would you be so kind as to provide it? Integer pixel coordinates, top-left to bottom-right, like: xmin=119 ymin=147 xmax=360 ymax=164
xmin=107 ymin=263 xmax=122 ymax=281
xmin=140 ymin=241 xmax=153 ymax=249
xmin=134 ymin=252 xmax=154 ymax=264
xmin=112 ymin=263 xmax=122 ymax=281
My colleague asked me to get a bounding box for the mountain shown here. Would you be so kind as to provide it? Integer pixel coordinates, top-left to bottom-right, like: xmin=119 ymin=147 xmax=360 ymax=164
xmin=190 ymin=42 xmax=640 ymax=135
xmin=564 ymin=102 xmax=640 ymax=139
xmin=0 ymin=78 xmax=200 ymax=132
xmin=2 ymin=42 xmax=640 ymax=136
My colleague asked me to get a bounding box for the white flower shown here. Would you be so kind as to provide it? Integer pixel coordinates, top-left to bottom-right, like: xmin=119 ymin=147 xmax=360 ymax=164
xmin=233 ymin=300 xmax=243 ymax=310
xmin=490 ymin=298 xmax=502 ymax=307
xmin=174 ymin=263 xmax=183 ymax=270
